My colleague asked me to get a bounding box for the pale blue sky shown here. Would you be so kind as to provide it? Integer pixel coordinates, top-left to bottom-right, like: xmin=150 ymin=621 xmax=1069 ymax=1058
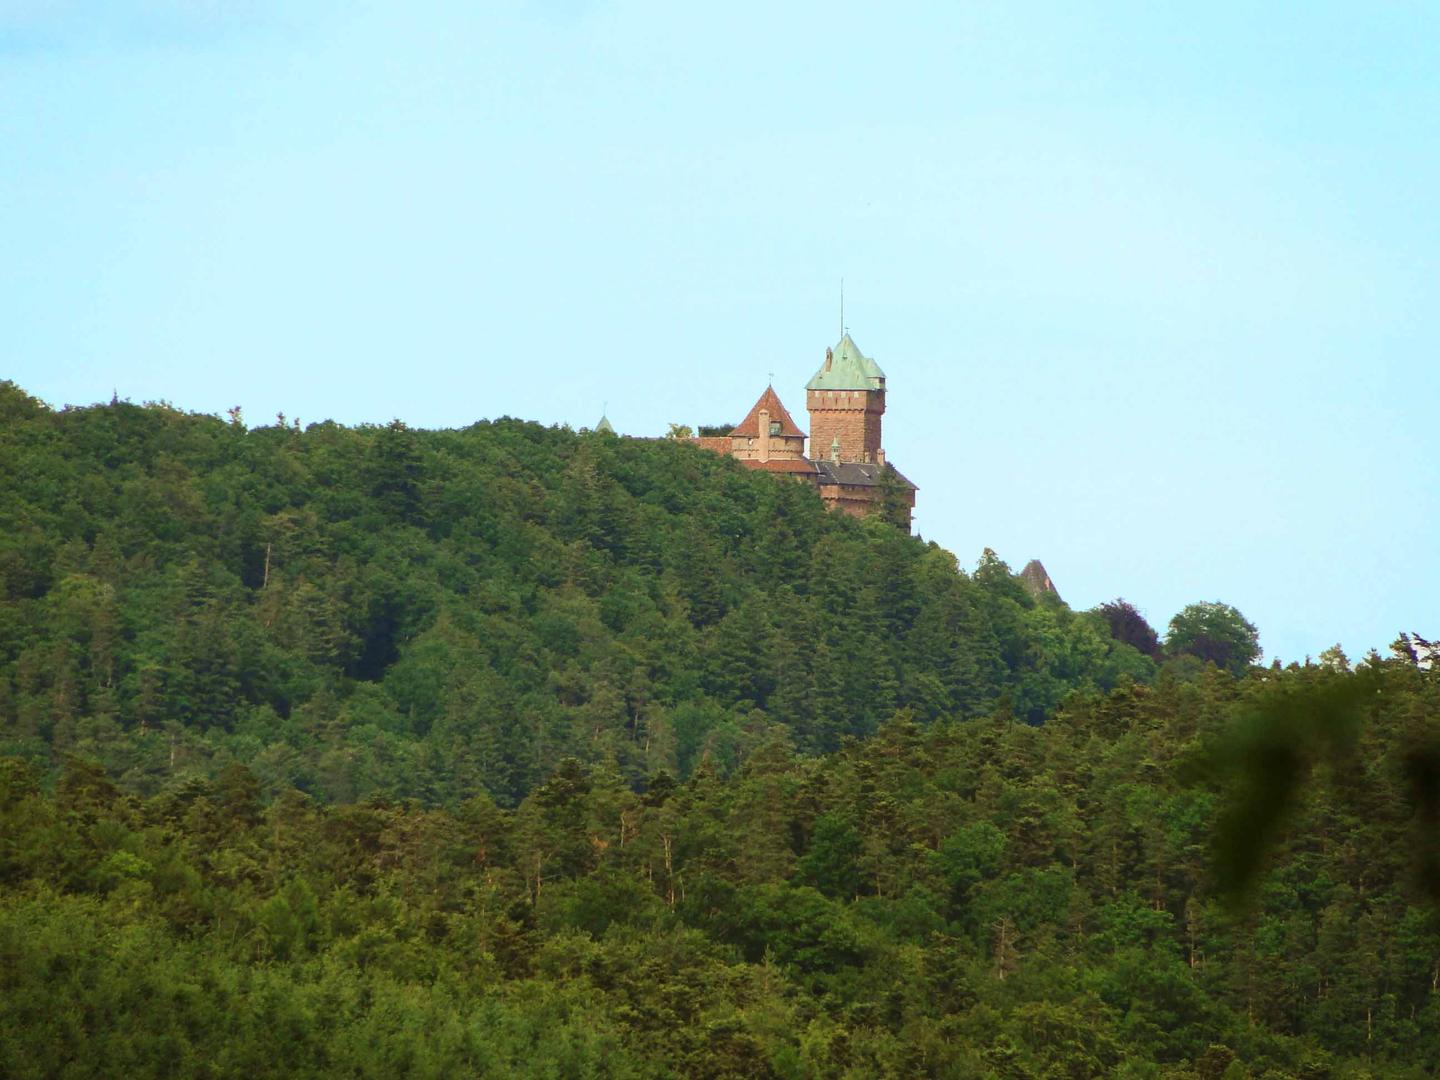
xmin=3 ymin=2 xmax=1437 ymax=664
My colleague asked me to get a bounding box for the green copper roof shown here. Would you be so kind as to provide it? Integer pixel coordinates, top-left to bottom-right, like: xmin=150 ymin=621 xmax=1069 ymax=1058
xmin=595 ymin=414 xmax=615 ymax=434
xmin=805 ymin=333 xmax=887 ymax=391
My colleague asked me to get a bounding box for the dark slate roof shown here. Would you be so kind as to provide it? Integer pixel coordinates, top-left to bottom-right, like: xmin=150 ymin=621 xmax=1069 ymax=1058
xmin=813 ymin=461 xmax=916 ymax=490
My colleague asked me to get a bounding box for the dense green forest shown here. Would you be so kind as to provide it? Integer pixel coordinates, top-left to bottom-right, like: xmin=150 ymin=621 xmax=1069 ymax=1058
xmin=0 ymin=381 xmax=1155 ymax=803
xmin=2 ymin=383 xmax=1438 ymax=1078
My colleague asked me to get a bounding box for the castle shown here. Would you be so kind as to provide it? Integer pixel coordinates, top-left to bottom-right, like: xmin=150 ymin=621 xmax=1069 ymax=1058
xmin=692 ymin=332 xmax=918 ymax=527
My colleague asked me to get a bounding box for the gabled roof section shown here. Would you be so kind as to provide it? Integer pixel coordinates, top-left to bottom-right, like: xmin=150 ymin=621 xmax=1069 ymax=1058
xmin=806 ymin=332 xmax=887 ymax=391
xmin=730 ymin=386 xmax=806 ymax=438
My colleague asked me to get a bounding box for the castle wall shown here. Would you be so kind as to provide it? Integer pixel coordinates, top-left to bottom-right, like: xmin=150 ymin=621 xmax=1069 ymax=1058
xmin=806 ymin=388 xmax=884 ymax=464
xmin=731 ymin=434 xmax=812 ymax=463
xmin=818 ymin=481 xmax=915 ymax=526
xmin=728 ymin=433 xmax=807 ymax=461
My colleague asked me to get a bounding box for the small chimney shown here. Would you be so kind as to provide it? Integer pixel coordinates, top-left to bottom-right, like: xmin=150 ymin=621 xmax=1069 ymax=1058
xmin=877 ymin=448 xmax=886 ymax=466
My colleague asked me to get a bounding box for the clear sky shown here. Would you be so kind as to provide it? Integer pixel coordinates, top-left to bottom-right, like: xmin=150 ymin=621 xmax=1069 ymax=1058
xmin=3 ymin=2 xmax=1437 ymax=664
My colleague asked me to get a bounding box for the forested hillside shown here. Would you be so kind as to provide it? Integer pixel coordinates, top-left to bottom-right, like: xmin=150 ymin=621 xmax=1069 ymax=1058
xmin=0 ymin=382 xmax=1150 ymax=803
xmin=3 ymin=661 xmax=1439 ymax=1077
xmin=2 ymin=382 xmax=1438 ymax=1078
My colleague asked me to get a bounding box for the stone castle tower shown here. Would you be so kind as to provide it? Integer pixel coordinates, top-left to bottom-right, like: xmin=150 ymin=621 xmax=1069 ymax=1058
xmin=686 ymin=331 xmax=917 ymax=526
xmin=806 ymin=332 xmax=887 ymax=465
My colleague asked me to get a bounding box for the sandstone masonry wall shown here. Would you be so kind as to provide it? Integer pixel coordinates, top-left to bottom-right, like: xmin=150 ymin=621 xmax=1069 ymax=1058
xmin=806 ymin=388 xmax=885 ymax=464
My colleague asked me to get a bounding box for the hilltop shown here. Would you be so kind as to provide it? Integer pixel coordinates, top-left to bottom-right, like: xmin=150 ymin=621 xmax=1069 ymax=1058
xmin=0 ymin=382 xmax=1150 ymax=805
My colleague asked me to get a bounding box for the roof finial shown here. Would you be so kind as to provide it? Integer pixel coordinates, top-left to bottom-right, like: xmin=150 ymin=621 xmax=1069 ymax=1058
xmin=839 ymin=277 xmax=844 ymax=340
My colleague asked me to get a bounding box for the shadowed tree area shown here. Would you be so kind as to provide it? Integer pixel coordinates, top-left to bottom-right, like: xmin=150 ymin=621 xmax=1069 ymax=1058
xmin=1097 ymin=598 xmax=1163 ymax=658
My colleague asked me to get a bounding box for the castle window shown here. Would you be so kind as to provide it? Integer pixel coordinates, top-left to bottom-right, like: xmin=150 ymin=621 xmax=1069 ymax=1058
xmin=769 ymin=421 xmax=781 ymax=435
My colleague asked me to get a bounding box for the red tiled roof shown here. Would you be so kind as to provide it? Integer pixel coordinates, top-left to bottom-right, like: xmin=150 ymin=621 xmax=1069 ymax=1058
xmin=730 ymin=386 xmax=806 ymax=439
xmin=692 ymin=436 xmax=732 ymax=454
